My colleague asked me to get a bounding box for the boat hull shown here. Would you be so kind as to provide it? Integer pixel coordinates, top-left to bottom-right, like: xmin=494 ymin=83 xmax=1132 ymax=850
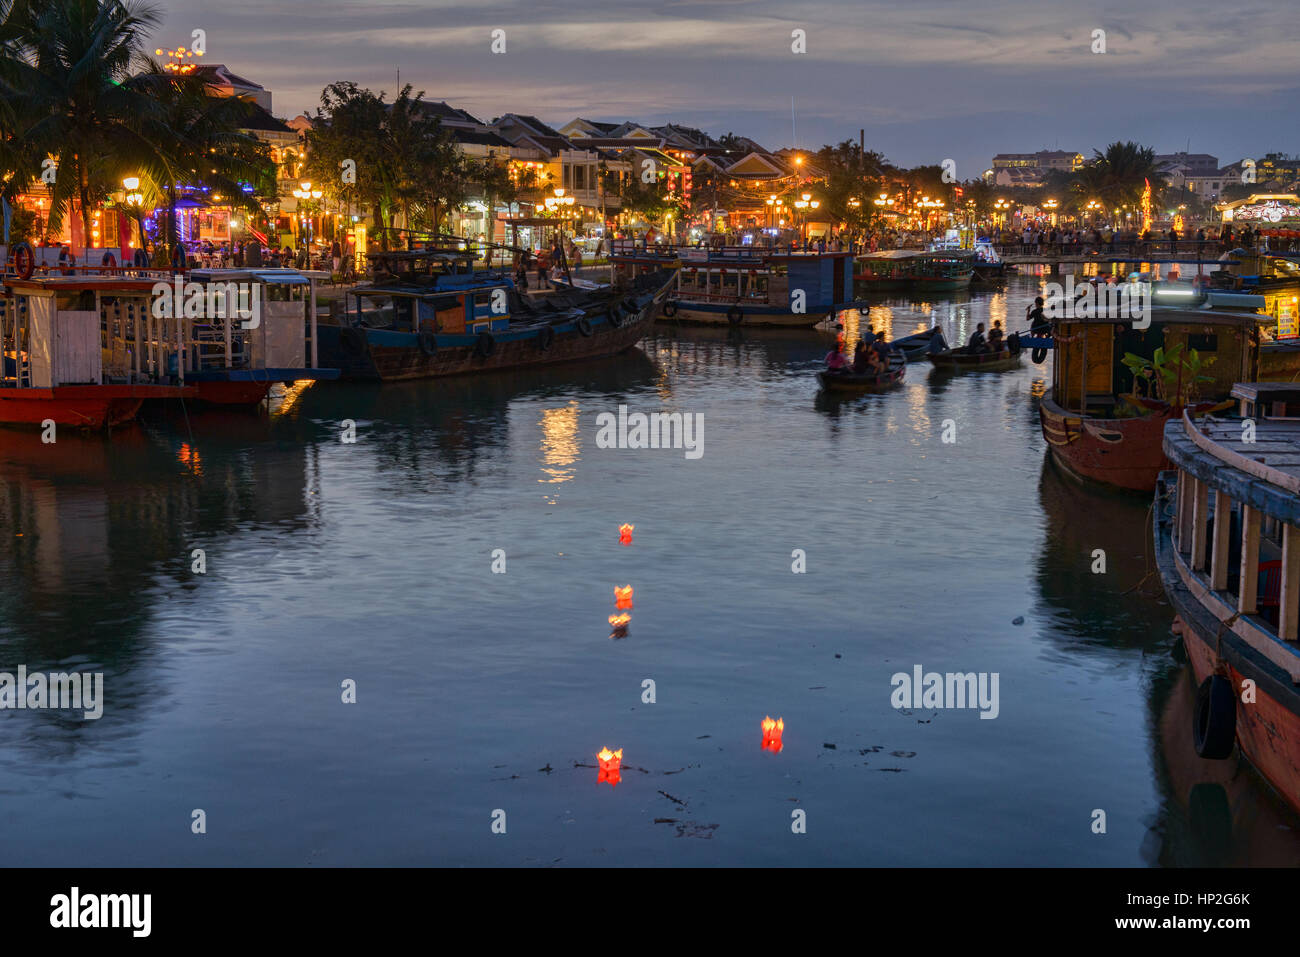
xmin=662 ymin=300 xmax=828 ymax=327
xmin=817 ymin=366 xmax=905 ymax=393
xmin=0 ymin=384 xmax=193 ymax=428
xmin=1154 ymin=478 xmax=1300 ymax=814
xmin=927 ymin=349 xmax=1022 ymax=372
xmin=1039 ymin=395 xmax=1172 ymax=492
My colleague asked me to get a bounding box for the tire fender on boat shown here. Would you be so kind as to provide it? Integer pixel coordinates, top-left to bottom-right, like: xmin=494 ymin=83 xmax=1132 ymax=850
xmin=576 ymin=316 xmax=594 ymax=337
xmin=622 ymin=297 xmax=638 ymax=315
xmin=727 ymin=304 xmax=743 ymax=325
xmin=475 ymin=331 xmax=496 ymax=358
xmin=132 ymin=247 xmax=150 ymax=268
xmin=101 ymin=252 xmax=117 ymax=273
xmin=1193 ymin=674 xmax=1237 ymax=760
xmin=11 ymin=241 xmax=35 ymax=280
xmin=537 ymin=325 xmax=555 ymax=351
xmin=418 ymin=330 xmax=438 ymax=356
xmin=1032 ymin=346 xmax=1048 ymax=364
xmin=606 ymin=304 xmax=624 ymax=328
xmin=662 ymin=301 xmax=677 ymax=318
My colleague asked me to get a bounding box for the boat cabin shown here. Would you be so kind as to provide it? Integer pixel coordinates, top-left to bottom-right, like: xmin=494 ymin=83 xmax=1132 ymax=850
xmin=1161 ymin=383 xmax=1300 ymax=673
xmin=668 ymin=246 xmax=853 ymax=311
xmin=1051 ymin=295 xmax=1262 ymax=417
xmin=351 ymin=268 xmax=514 ymax=336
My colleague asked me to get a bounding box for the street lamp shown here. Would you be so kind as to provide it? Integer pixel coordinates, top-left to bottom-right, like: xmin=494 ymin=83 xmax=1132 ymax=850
xmin=292 ymin=180 xmax=324 ymax=247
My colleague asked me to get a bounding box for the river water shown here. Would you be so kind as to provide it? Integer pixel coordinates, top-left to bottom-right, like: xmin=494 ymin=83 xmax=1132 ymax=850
xmin=2 ymin=275 xmax=1297 ymax=866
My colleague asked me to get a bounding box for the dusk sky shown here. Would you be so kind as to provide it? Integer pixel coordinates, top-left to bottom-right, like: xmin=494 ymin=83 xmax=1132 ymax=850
xmin=154 ymin=0 xmax=1300 ymax=175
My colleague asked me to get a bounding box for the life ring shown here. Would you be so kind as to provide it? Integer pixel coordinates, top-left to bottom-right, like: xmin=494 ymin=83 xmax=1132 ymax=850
xmin=1193 ymin=674 xmax=1236 ymax=759
xmin=11 ymin=242 xmax=34 ymax=280
xmin=101 ymin=252 xmax=117 ymax=273
xmin=132 ymin=248 xmax=150 ymax=268
xmin=339 ymin=326 xmax=367 ymax=356
xmin=606 ymin=305 xmax=624 ymax=328
xmin=537 ymin=325 xmax=555 ymax=351
xmin=475 ymin=331 xmax=496 ymax=358
xmin=418 ymin=330 xmax=438 ymax=356
xmin=727 ymin=304 xmax=743 ymax=325
xmin=661 ymin=301 xmax=677 ymax=318
xmin=576 ymin=316 xmax=593 ymax=337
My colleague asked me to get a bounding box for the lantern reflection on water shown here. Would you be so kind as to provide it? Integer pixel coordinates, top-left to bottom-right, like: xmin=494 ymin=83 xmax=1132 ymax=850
xmin=614 ymin=585 xmax=634 ymax=610
xmin=597 ymin=747 xmax=623 ymax=787
xmin=619 ymin=523 xmax=634 ymax=546
xmin=761 ymin=716 xmax=784 ymax=753
xmin=608 ymin=613 xmax=631 ymax=639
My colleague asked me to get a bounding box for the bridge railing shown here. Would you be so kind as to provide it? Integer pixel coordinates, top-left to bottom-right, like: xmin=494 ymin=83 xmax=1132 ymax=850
xmin=991 ymin=240 xmax=1260 ymax=260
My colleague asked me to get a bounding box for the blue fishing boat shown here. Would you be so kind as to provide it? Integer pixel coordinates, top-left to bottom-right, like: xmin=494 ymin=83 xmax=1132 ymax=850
xmin=317 ymin=248 xmax=675 ymax=381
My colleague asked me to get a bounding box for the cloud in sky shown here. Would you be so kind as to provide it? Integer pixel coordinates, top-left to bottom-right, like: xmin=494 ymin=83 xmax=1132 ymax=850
xmin=152 ymin=0 xmax=1300 ymax=173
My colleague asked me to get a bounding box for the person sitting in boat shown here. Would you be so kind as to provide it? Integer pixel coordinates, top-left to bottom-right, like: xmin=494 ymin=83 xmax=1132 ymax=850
xmin=852 ymin=340 xmax=872 ymax=374
xmin=988 ymin=321 xmax=1005 ymax=352
xmin=967 ymin=323 xmax=988 ymax=353
xmin=825 ymin=346 xmax=849 ymax=372
xmin=865 ymin=348 xmax=886 ymax=375
xmin=870 ymin=333 xmax=892 ymax=364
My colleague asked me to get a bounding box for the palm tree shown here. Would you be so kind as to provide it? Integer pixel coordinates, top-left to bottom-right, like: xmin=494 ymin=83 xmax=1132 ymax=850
xmin=0 ymin=0 xmax=164 ymax=248
xmin=131 ymin=65 xmax=275 ymax=260
xmin=1087 ymin=141 xmax=1166 ymax=209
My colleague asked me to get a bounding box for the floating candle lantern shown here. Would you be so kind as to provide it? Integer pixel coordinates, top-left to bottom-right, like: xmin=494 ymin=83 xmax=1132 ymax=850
xmin=608 ymin=613 xmax=631 ymax=639
xmin=614 ymin=585 xmax=634 ymax=610
xmin=619 ymin=523 xmax=634 ymax=546
xmin=597 ymin=747 xmax=623 ymax=787
xmin=761 ymin=716 xmax=785 ymax=753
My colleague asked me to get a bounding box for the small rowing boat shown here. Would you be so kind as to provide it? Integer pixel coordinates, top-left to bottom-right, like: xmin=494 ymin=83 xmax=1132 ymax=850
xmin=927 ymin=345 xmax=1023 ymax=372
xmin=817 ymin=352 xmax=906 ymax=392
xmin=889 ymin=326 xmax=943 ymax=362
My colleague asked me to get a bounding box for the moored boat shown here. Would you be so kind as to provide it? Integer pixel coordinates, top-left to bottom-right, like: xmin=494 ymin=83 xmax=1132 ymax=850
xmin=1 ymin=275 xmax=195 ymax=428
xmin=855 ymin=250 xmax=975 ymax=294
xmin=1155 ymin=383 xmax=1300 ymax=814
xmin=617 ymin=242 xmax=856 ymax=328
xmin=180 ymin=267 xmax=340 ymax=405
xmin=1038 ymin=290 xmax=1262 ymax=492
xmin=317 ymin=248 xmax=674 ymax=381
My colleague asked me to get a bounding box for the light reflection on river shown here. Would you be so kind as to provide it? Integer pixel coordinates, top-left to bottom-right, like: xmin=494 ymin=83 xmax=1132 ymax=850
xmin=0 ymin=276 xmax=1296 ymax=866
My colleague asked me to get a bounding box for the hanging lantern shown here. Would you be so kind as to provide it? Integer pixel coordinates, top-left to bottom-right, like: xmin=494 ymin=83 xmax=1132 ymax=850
xmin=619 ymin=523 xmax=634 ymax=546
xmin=761 ymin=716 xmax=784 ymax=753
xmin=608 ymin=613 xmax=630 ymax=639
xmin=614 ymin=585 xmax=634 ymax=610
xmin=597 ymin=747 xmax=623 ymax=787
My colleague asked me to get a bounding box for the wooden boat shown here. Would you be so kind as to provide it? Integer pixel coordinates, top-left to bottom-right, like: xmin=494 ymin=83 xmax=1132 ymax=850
xmin=615 ymin=242 xmax=856 ymax=328
xmin=855 ymin=250 xmax=974 ymax=294
xmin=317 ymin=248 xmax=675 ymax=381
xmin=927 ymin=231 xmax=1011 ymax=282
xmin=180 ymin=268 xmax=340 ymax=405
xmin=817 ymin=352 xmax=905 ymax=392
xmin=1 ymin=275 xmax=195 ymax=428
xmin=927 ymin=344 xmax=1022 ymax=371
xmin=889 ymin=327 xmax=943 ymax=361
xmin=1155 ymin=383 xmax=1300 ymax=814
xmin=1039 ymin=294 xmax=1261 ymax=492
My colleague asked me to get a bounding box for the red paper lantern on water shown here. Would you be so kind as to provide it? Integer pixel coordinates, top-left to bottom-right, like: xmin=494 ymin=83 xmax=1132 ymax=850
xmin=614 ymin=585 xmax=634 ymax=610
xmin=608 ymin=613 xmax=631 ymax=639
xmin=597 ymin=747 xmax=623 ymax=787
xmin=761 ymin=716 xmax=784 ymax=753
xmin=619 ymin=523 xmax=634 ymax=546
